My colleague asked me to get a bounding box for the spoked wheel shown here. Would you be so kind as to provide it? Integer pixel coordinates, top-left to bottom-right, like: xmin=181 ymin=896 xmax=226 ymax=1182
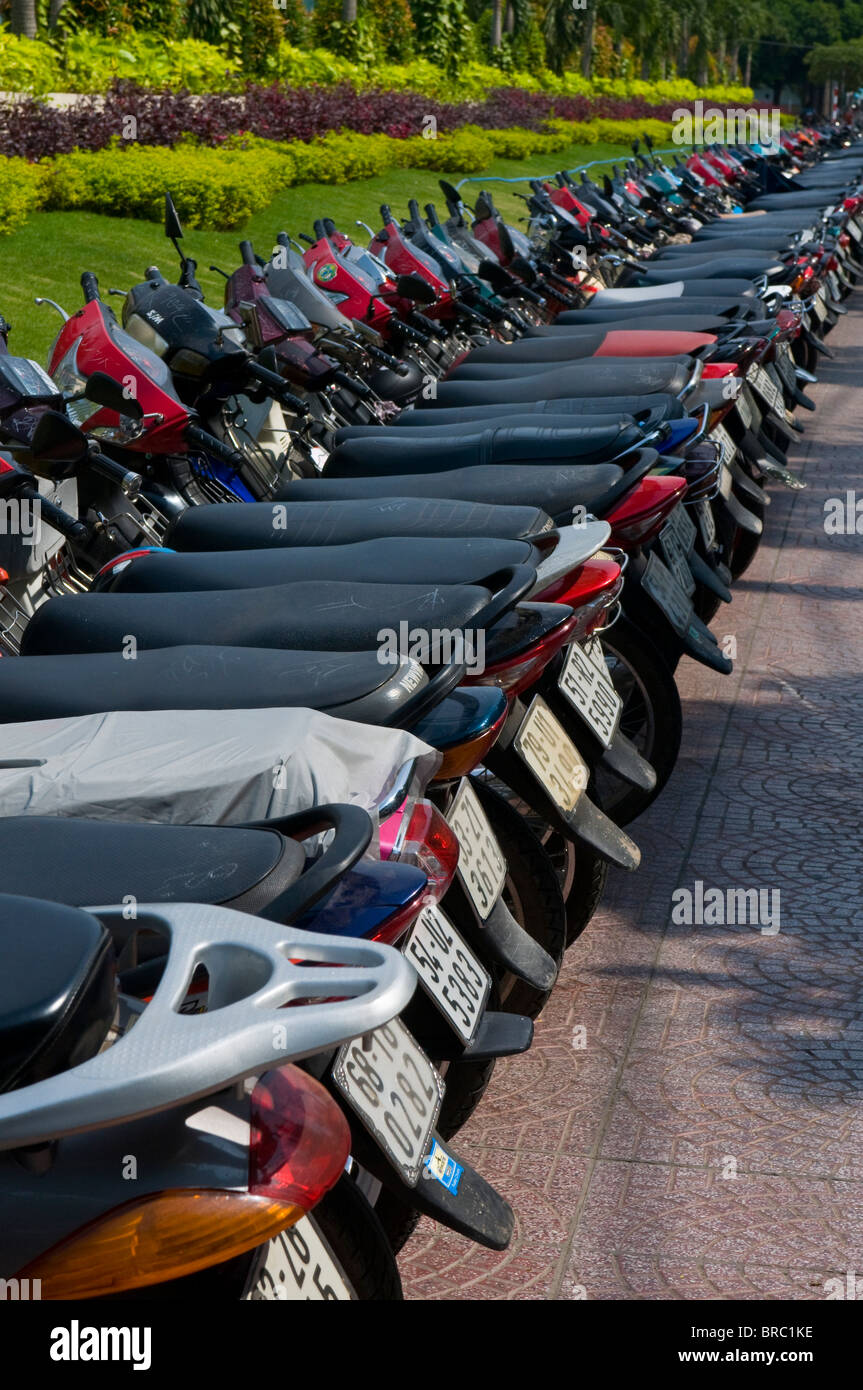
xmin=590 ymin=615 xmax=683 ymax=827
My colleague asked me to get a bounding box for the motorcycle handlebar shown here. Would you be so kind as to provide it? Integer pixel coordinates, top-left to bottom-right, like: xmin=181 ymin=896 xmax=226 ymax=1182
xmin=238 ymin=240 xmax=257 ymax=267
xmin=186 ymin=423 xmax=247 ymax=472
xmin=332 ymin=369 xmax=371 ymax=398
xmin=80 ymin=272 xmax=101 ymax=304
xmin=246 ymin=360 xmax=310 ymax=414
xmin=87 ymin=450 xmax=142 ymax=500
xmin=18 ymin=484 xmax=90 ymax=545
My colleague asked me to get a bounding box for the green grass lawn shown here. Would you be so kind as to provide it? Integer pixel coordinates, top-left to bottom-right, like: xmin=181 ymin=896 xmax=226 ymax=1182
xmin=3 ymin=141 xmax=632 ymax=363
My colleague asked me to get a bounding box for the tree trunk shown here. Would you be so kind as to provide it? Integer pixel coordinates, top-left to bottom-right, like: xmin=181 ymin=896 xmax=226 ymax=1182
xmin=580 ymin=0 xmax=597 ymax=79
xmin=10 ymin=0 xmax=37 ymax=37
xmin=504 ymin=2 xmax=514 ymax=35
xmin=490 ymin=0 xmax=503 ymax=51
xmin=727 ymin=43 xmax=739 ymax=81
xmin=341 ymin=0 xmax=357 ymax=23
xmin=716 ymin=34 xmax=726 ymax=82
xmin=744 ymin=44 xmax=753 ymax=88
xmin=678 ymin=18 xmax=689 ymax=79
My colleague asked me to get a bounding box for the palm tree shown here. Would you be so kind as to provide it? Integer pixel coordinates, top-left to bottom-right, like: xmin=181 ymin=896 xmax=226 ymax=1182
xmin=10 ymin=0 xmax=37 ymax=36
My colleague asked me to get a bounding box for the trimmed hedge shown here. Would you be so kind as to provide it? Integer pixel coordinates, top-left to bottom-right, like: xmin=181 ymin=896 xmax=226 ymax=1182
xmin=0 ymin=118 xmax=668 ymax=232
xmin=0 ymin=29 xmax=753 ymax=106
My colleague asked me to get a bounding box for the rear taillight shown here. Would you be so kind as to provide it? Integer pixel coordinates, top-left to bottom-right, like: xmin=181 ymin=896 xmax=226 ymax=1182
xmin=607 ymin=476 xmax=688 ymax=547
xmin=470 ymin=609 xmax=579 ymax=697
xmin=20 ymin=1067 xmax=349 ymax=1299
xmin=249 ymin=1064 xmax=350 ymax=1206
xmin=701 ymin=362 xmax=739 ymax=380
xmin=538 ymin=555 xmax=624 ymax=638
xmin=396 ymin=799 xmax=459 ymax=907
xmin=434 ymin=702 xmax=509 ymax=780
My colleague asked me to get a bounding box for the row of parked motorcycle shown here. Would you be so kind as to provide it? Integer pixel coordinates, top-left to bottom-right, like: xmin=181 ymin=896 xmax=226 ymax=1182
xmin=0 ymin=114 xmax=858 ymax=1302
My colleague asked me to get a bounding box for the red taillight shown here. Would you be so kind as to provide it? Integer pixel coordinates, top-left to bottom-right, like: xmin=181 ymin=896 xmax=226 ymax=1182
xmin=249 ymin=1065 xmax=350 ymax=1208
xmin=471 ymin=609 xmax=579 ymax=697
xmin=397 ymin=799 xmax=459 ymax=907
xmin=607 ymin=476 xmax=688 ymax=547
xmin=535 ymin=555 xmax=623 ymax=638
xmin=701 ymin=362 xmax=739 ymax=380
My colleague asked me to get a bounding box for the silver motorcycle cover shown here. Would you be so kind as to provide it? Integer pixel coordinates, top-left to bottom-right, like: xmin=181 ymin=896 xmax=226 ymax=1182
xmin=0 ymin=706 xmax=439 ymax=825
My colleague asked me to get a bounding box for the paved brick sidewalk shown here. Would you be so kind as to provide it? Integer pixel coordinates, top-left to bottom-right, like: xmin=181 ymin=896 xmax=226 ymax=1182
xmin=400 ymin=297 xmax=863 ymax=1301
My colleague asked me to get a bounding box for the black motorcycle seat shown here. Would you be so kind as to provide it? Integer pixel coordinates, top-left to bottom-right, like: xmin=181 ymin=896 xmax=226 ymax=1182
xmin=0 ymin=896 xmax=115 ymax=1094
xmin=526 ymin=314 xmax=731 ymax=337
xmin=335 ymin=411 xmax=639 ymax=441
xmin=456 ymin=330 xmax=715 ymax=366
xmin=555 ymin=298 xmax=756 ymax=323
xmin=21 ymin=575 xmax=530 ymax=658
xmin=427 ymin=359 xmax=694 ymax=407
xmin=105 ymin=536 xmax=535 ymax=594
xmin=443 ymin=354 xmax=695 ymax=387
xmin=323 ymin=421 xmax=643 ymax=476
xmin=283 ymin=461 xmax=629 ymax=522
xmin=0 ymin=818 xmax=304 ymax=913
xmin=392 ymin=396 xmax=686 ymax=427
xmin=747 ymin=193 xmax=842 ymax=210
xmin=599 ymin=278 xmax=758 ymax=299
xmin=167 ymin=496 xmax=552 ymax=551
xmin=627 ymin=259 xmax=780 ymax=285
xmin=0 ymin=645 xmax=427 ymax=724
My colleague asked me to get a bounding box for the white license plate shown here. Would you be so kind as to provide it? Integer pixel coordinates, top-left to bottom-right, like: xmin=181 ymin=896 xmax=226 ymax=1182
xmin=811 ymin=294 xmax=828 ymax=322
xmin=332 ymin=1019 xmax=443 ymax=1186
xmin=247 ymin=1218 xmax=353 ymax=1300
xmin=447 ymin=776 xmax=506 ymax=921
xmin=710 ymin=422 xmax=736 ymax=462
xmin=404 ymin=904 xmax=489 ymax=1043
xmin=735 ymin=387 xmax=755 ymax=432
xmin=827 ymin=270 xmax=841 ymax=300
xmin=513 ymin=694 xmax=588 ymax=814
xmin=641 ymin=550 xmax=693 ymax=637
xmin=557 ymin=637 xmax=622 ymax=748
xmin=748 ymin=363 xmax=784 ymax=415
xmin=848 ymin=220 xmax=862 ymax=243
xmin=658 ymin=517 xmax=696 ymax=598
xmin=695 ymin=498 xmax=717 ymax=550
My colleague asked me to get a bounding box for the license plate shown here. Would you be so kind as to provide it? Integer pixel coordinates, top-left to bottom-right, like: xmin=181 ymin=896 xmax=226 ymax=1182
xmin=827 ymin=270 xmax=841 ymax=300
xmin=711 ymin=422 xmax=736 ymax=462
xmin=641 ymin=550 xmax=693 ymax=637
xmin=695 ymin=498 xmax=717 ymax=550
xmin=404 ymin=904 xmax=489 ymax=1043
xmin=513 ymin=694 xmax=588 ymax=814
xmin=736 ymin=388 xmax=755 ymax=432
xmin=811 ymin=294 xmax=828 ymax=322
xmin=557 ymin=637 xmax=622 ymax=748
xmin=659 ymin=509 xmax=696 ymax=599
xmin=332 ymin=1020 xmax=443 ymax=1186
xmin=247 ymin=1219 xmax=353 ymax=1301
xmin=849 ymin=220 xmax=862 ymax=243
xmin=748 ymin=363 xmax=784 ymax=416
xmin=447 ymin=777 xmax=506 ymax=921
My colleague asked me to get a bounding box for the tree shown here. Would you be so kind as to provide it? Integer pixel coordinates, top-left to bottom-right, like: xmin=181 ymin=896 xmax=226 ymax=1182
xmin=9 ymin=0 xmax=37 ymax=36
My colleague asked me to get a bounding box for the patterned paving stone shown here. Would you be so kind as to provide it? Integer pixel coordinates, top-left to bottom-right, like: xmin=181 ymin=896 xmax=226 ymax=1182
xmin=400 ymin=296 xmax=863 ymax=1300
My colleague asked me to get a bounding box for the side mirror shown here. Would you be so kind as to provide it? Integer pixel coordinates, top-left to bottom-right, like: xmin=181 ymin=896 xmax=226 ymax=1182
xmin=395 ymin=272 xmax=437 ymax=304
xmin=83 ymin=372 xmax=145 ymax=421
xmin=29 ymin=410 xmax=89 ymax=466
xmin=165 ymin=191 xmax=184 ymax=242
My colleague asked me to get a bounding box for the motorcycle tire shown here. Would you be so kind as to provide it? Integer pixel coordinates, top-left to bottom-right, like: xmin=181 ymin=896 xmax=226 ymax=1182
xmin=590 ymin=615 xmax=683 ymax=827
xmin=472 ymin=778 xmax=567 ymax=1018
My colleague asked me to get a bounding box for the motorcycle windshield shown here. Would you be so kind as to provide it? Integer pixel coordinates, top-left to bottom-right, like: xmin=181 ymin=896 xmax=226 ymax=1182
xmin=265 ymin=256 xmax=353 ymax=332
